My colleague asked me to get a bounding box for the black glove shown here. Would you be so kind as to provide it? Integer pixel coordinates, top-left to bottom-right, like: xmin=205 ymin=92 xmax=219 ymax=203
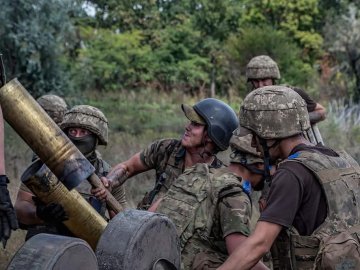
xmin=32 ymin=197 xmax=68 ymax=225
xmin=0 ymin=175 xmax=19 ymax=248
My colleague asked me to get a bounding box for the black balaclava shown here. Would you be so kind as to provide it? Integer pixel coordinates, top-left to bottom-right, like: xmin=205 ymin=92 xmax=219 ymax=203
xmin=68 ymin=133 xmax=97 ymax=158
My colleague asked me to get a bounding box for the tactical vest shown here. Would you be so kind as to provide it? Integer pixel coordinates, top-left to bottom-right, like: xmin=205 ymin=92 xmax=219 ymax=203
xmin=138 ymin=139 xmax=224 ymax=209
xmin=156 ymin=163 xmax=245 ymax=269
xmin=271 ymin=150 xmax=360 ymax=270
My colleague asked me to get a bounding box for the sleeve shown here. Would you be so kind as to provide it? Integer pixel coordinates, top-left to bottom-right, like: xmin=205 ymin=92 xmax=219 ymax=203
xmin=219 ymin=192 xmax=252 ymax=238
xmin=140 ymin=139 xmax=176 ymax=169
xmin=259 ymin=165 xmax=303 ymax=228
xmin=291 ymin=86 xmax=317 ymax=112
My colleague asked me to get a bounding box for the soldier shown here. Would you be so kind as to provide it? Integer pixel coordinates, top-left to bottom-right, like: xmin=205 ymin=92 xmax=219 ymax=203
xmin=15 ymin=105 xmax=127 ymax=239
xmin=246 ymin=55 xmax=326 ymax=125
xmin=0 ymin=104 xmax=18 ymax=247
xmin=36 ymin=94 xmax=68 ymax=125
xmin=228 ymin=133 xmax=268 ymax=194
xmin=94 ymin=98 xmax=238 ymax=210
xmin=219 ymin=85 xmax=360 ymax=270
xmin=94 ymin=98 xmax=268 ymax=270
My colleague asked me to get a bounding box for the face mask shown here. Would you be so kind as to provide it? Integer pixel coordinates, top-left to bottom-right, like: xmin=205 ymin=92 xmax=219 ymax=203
xmin=68 ymin=134 xmax=97 ymax=156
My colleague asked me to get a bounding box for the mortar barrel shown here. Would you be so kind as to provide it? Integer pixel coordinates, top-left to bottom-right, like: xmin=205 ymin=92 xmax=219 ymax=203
xmin=22 ymin=160 xmax=107 ymax=249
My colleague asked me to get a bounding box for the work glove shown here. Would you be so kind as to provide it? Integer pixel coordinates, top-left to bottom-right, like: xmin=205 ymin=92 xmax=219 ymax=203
xmin=33 ymin=197 xmax=68 ymax=225
xmin=0 ymin=175 xmax=19 ymax=248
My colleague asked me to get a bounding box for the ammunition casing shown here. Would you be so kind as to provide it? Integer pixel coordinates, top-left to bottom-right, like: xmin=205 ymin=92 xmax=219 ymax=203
xmin=0 ymin=79 xmax=94 ymax=189
xmin=22 ymin=160 xmax=107 ymax=249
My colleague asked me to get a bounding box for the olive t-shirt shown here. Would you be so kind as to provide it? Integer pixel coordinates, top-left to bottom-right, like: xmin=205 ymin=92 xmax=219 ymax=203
xmin=259 ymin=144 xmax=337 ymax=235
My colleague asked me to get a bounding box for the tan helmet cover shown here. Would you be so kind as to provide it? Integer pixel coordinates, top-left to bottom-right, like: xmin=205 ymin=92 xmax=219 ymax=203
xmin=246 ymin=55 xmax=281 ymax=80
xmin=60 ymin=105 xmax=108 ymax=145
xmin=230 ymin=133 xmax=263 ymax=165
xmin=37 ymin=94 xmax=68 ymax=124
xmin=181 ymin=104 xmax=206 ymax=125
xmin=238 ymin=85 xmax=310 ymax=139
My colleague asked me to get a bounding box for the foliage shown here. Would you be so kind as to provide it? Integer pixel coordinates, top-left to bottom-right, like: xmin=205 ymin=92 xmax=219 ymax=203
xmin=239 ymin=0 xmax=323 ymax=60
xmin=148 ymin=22 xmax=211 ymax=93
xmin=3 ymin=0 xmax=359 ymax=99
xmin=0 ymin=0 xmax=82 ymax=97
xmin=224 ymin=25 xmax=314 ymax=96
xmin=73 ymin=28 xmax=153 ymax=91
xmin=323 ymin=4 xmax=360 ymax=101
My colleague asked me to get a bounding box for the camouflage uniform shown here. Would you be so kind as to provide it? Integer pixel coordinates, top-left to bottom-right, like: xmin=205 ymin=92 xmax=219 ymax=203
xmin=36 ymin=94 xmax=68 ymax=125
xmin=239 ymin=86 xmax=360 ymax=270
xmin=138 ymin=138 xmax=223 ymax=209
xmin=155 ymin=163 xmax=251 ymax=270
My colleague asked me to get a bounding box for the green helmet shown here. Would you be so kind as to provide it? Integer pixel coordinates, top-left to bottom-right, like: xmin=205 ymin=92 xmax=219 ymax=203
xmin=246 ymin=55 xmax=281 ymax=81
xmin=230 ymin=133 xmax=263 ymax=165
xmin=37 ymin=94 xmax=68 ymax=124
xmin=238 ymin=85 xmax=310 ymax=139
xmin=60 ymin=105 xmax=108 ymax=145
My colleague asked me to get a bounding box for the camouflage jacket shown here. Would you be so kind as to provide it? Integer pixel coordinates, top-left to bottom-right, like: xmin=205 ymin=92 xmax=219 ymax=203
xmin=156 ymin=163 xmax=252 ymax=269
xmin=139 ymin=139 xmax=223 ymax=209
xmin=272 ymin=150 xmax=360 ymax=270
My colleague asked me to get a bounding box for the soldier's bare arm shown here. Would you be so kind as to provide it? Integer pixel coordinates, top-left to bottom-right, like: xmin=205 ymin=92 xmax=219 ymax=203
xmin=92 ymin=152 xmax=149 ymax=200
xmin=219 ymin=221 xmax=281 ymax=270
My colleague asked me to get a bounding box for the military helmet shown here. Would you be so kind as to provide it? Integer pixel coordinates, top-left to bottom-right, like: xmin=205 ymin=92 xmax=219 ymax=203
xmin=230 ymin=133 xmax=263 ymax=165
xmin=183 ymin=98 xmax=238 ymax=151
xmin=37 ymin=94 xmax=68 ymax=124
xmin=238 ymin=85 xmax=310 ymax=139
xmin=60 ymin=105 xmax=108 ymax=145
xmin=246 ymin=55 xmax=281 ymax=81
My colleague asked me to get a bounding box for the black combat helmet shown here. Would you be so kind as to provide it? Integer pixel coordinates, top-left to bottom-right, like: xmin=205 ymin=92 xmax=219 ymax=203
xmin=193 ymin=98 xmax=238 ymax=151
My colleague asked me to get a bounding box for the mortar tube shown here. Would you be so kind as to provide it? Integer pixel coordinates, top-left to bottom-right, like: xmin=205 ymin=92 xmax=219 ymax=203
xmin=22 ymin=160 xmax=107 ymax=249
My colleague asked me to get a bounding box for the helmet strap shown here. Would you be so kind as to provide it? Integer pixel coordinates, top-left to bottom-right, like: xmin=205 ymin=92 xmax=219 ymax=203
xmin=259 ymin=138 xmax=278 ymax=186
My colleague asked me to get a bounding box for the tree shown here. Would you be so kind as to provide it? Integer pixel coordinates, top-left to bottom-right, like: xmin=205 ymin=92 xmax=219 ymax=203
xmin=0 ymin=0 xmax=81 ymax=96
xmin=239 ymin=0 xmax=323 ymax=60
xmin=73 ymin=28 xmax=153 ymax=91
xmin=323 ymin=4 xmax=360 ymax=100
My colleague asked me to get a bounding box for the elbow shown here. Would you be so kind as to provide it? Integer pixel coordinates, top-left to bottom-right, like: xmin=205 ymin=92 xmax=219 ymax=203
xmin=319 ymin=108 xmax=326 ymax=121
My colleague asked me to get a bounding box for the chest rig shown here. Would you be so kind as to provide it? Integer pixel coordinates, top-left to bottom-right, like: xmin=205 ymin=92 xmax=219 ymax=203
xmin=272 ymin=150 xmax=360 ymax=270
xmin=156 ymin=163 xmax=244 ymax=269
